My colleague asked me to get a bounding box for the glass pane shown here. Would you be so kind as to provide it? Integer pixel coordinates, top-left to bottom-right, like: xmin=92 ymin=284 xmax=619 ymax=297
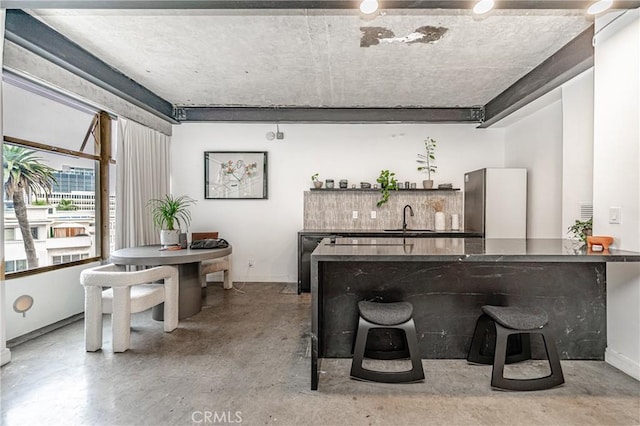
xmin=2 ymin=82 xmax=97 ymax=155
xmin=3 ymin=143 xmax=98 ymax=273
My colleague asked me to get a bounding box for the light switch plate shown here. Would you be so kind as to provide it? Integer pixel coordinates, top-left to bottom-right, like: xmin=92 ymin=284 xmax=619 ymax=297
xmin=352 ymin=211 xmax=358 ymax=219
xmin=370 ymin=211 xmax=376 ymax=219
xmin=609 ymin=207 xmax=621 ymax=224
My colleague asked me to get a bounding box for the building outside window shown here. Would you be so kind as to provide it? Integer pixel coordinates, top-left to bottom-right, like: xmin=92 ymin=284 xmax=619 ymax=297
xmin=4 ymin=228 xmax=16 ymax=241
xmin=5 ymin=259 xmax=28 ymax=273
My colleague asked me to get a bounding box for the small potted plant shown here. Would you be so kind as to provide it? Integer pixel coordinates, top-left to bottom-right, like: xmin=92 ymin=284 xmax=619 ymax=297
xmin=148 ymin=194 xmax=197 ymax=246
xmin=417 ymin=137 xmax=437 ymax=189
xmin=376 ymin=169 xmax=398 ymax=207
xmin=311 ymin=173 xmax=323 ymax=189
xmin=567 ymin=217 xmax=592 ymax=245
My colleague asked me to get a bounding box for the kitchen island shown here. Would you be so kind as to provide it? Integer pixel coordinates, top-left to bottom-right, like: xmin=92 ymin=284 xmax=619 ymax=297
xmin=310 ymin=237 xmax=640 ymax=390
xmin=298 ymin=229 xmax=483 ymax=293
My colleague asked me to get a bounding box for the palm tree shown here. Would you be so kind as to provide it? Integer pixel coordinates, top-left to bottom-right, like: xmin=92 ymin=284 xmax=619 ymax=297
xmin=3 ymin=145 xmax=57 ymax=269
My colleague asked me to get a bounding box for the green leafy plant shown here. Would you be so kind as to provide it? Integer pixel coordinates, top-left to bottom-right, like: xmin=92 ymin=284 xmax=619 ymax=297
xmin=148 ymin=194 xmax=196 ymax=231
xmin=567 ymin=218 xmax=592 ymax=243
xmin=376 ymin=169 xmax=398 ymax=207
xmin=56 ymin=198 xmax=78 ymax=210
xmin=31 ymin=199 xmax=49 ymax=206
xmin=311 ymin=173 xmax=320 ymax=182
xmin=417 ymin=137 xmax=437 ymax=180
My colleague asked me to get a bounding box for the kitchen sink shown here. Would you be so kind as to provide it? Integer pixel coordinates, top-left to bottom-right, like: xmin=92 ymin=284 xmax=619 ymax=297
xmin=383 ymin=229 xmax=434 ymax=233
xmin=330 ymin=242 xmax=412 ymax=246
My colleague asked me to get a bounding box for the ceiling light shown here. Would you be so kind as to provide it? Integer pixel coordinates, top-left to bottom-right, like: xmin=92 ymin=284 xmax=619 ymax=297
xmin=360 ymin=0 xmax=379 ymax=14
xmin=473 ymin=0 xmax=495 ymax=14
xmin=587 ymin=0 xmax=613 ymax=14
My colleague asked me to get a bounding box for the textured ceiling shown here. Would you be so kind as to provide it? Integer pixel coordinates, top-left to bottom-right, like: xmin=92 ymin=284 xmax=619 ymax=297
xmin=31 ymin=8 xmax=592 ymax=108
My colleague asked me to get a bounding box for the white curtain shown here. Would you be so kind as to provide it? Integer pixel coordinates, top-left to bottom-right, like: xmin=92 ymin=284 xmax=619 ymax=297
xmin=115 ymin=118 xmax=170 ymax=249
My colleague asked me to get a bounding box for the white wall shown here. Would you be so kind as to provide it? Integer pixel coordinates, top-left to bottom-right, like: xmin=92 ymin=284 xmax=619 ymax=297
xmin=5 ymin=263 xmax=95 ymax=340
xmin=504 ymin=100 xmax=564 ymax=238
xmin=561 ymin=69 xmax=594 ymax=236
xmin=593 ymin=9 xmax=640 ymax=380
xmin=170 ymin=123 xmax=505 ymax=282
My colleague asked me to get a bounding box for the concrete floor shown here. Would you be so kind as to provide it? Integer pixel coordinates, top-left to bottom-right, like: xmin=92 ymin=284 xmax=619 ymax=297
xmin=2 ymin=282 xmax=639 ymax=426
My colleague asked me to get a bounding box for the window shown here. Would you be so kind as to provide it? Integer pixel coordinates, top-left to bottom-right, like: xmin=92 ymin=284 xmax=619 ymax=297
xmin=5 ymin=259 xmax=28 ymax=273
xmin=4 ymin=228 xmax=16 ymax=241
xmin=52 ymin=253 xmax=88 ymax=265
xmin=2 ymin=79 xmax=113 ymax=276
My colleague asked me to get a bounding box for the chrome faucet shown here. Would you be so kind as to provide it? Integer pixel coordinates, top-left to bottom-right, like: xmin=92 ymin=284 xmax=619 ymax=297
xmin=402 ymin=204 xmax=414 ymax=231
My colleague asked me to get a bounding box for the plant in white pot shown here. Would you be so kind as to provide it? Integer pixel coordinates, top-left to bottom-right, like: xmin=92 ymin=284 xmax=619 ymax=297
xmin=148 ymin=194 xmax=196 ymax=246
xmin=417 ymin=137 xmax=437 ymax=189
xmin=311 ymin=173 xmax=323 ymax=189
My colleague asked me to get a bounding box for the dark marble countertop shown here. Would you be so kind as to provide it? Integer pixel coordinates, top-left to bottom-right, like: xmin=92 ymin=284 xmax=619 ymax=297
xmin=311 ymin=237 xmax=640 ymax=263
xmin=299 ymin=229 xmax=483 ymax=238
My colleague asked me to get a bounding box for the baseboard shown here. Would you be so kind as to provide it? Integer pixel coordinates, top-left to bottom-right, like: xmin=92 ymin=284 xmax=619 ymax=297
xmin=1 ymin=348 xmax=11 ymax=366
xmin=605 ymin=347 xmax=640 ymax=381
xmin=7 ymin=313 xmax=84 ymax=348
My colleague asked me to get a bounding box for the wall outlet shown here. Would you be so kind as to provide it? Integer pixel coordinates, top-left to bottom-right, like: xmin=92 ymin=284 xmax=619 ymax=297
xmin=248 ymin=259 xmax=255 ymax=267
xmin=609 ymin=207 xmax=621 ymax=224
xmin=352 ymin=211 xmax=358 ymax=219
xmin=370 ymin=211 xmax=377 ymax=219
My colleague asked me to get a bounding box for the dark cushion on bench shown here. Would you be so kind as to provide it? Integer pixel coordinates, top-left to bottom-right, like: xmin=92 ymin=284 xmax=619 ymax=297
xmin=482 ymin=305 xmax=548 ymax=330
xmin=358 ymin=301 xmax=413 ymax=326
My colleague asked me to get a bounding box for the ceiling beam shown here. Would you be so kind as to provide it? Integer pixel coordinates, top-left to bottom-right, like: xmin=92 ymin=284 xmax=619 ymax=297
xmin=3 ymin=9 xmax=176 ymax=123
xmin=178 ymin=106 xmax=484 ymax=123
xmin=2 ymin=0 xmax=640 ymax=9
xmin=479 ymin=24 xmax=594 ymax=128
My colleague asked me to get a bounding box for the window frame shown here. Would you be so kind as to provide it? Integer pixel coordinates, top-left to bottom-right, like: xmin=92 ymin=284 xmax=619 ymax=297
xmin=3 ymin=120 xmax=110 ymax=279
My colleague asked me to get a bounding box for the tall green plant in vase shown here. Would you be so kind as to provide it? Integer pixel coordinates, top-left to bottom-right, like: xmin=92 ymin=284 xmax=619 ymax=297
xmin=417 ymin=137 xmax=437 ymax=189
xmin=148 ymin=194 xmax=196 ymax=246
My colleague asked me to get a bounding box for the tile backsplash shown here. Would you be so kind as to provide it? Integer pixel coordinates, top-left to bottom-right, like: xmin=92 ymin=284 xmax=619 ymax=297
xmin=303 ymin=190 xmax=462 ymax=230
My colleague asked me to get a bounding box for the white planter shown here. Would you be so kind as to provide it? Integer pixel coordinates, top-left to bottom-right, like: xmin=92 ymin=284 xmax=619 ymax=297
xmin=160 ymin=229 xmax=180 ymax=246
xmin=435 ymin=212 xmax=446 ymax=231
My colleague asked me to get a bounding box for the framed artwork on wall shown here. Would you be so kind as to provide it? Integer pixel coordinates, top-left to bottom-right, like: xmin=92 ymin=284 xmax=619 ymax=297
xmin=204 ymin=151 xmax=268 ymax=199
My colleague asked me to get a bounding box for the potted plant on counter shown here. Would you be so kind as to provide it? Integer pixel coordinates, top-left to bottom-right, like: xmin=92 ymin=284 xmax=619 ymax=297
xmin=417 ymin=137 xmax=437 ymax=189
xmin=567 ymin=217 xmax=592 ymax=245
xmin=311 ymin=173 xmax=323 ymax=189
xmin=148 ymin=194 xmax=196 ymax=246
xmin=376 ymin=169 xmax=398 ymax=207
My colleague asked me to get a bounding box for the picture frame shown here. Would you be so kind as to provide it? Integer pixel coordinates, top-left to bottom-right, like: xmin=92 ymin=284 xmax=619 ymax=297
xmin=204 ymin=151 xmax=268 ymax=199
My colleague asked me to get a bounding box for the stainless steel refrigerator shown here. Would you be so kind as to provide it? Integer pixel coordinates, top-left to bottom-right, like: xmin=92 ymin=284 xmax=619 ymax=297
xmin=464 ymin=168 xmax=527 ymax=238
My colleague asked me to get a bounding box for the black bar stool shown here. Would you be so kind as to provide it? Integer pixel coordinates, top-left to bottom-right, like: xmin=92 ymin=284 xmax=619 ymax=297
xmin=467 ymin=313 xmax=533 ymax=365
xmin=467 ymin=305 xmax=565 ymax=391
xmin=350 ymin=301 xmax=424 ymax=383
